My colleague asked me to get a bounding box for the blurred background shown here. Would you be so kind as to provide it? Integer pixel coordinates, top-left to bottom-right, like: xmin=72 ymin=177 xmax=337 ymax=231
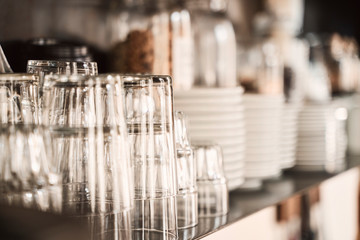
xmin=1 ymin=0 xmax=360 ymax=240
xmin=1 ymin=0 xmax=360 ymax=72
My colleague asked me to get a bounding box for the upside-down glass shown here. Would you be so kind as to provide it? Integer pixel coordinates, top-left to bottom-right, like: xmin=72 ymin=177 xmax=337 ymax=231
xmin=192 ymin=143 xmax=228 ymax=217
xmin=0 ymin=74 xmax=40 ymax=124
xmin=27 ymin=60 xmax=98 ymax=77
xmin=174 ymin=111 xmax=198 ymax=229
xmin=27 ymin=60 xmax=98 ymax=96
xmin=0 ymin=124 xmax=62 ymax=213
xmin=42 ymin=74 xmax=133 ymax=240
xmin=123 ymin=75 xmax=178 ymax=239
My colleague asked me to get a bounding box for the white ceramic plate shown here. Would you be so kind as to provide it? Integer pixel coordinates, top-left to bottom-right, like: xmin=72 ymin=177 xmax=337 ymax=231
xmin=228 ymin=177 xmax=245 ymax=191
xmin=187 ymin=114 xmax=244 ymax=122
xmin=189 ymin=127 xmax=246 ymax=136
xmin=174 ymin=97 xmax=243 ymax=105
xmin=244 ymin=168 xmax=281 ymax=179
xmin=243 ymin=94 xmax=284 ymax=102
xmin=189 ymin=122 xmax=244 ymax=130
xmin=177 ymin=105 xmax=244 ymax=113
xmin=175 ymin=87 xmax=244 ymax=97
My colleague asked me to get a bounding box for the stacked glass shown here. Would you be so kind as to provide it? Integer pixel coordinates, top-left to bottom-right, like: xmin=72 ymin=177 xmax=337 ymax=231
xmin=42 ymin=74 xmax=133 ymax=240
xmin=193 ymin=143 xmax=228 ymax=217
xmin=123 ymin=75 xmax=178 ymax=240
xmin=0 ymin=74 xmax=40 ymax=124
xmin=174 ymin=111 xmax=198 ymax=229
xmin=0 ymin=73 xmax=62 ymax=214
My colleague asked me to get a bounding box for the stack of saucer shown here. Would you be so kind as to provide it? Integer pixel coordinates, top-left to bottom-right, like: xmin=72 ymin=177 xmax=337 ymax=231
xmin=280 ymin=103 xmax=301 ymax=169
xmin=241 ymin=94 xmax=284 ymax=190
xmin=295 ymin=103 xmax=348 ymax=172
xmin=174 ymin=87 xmax=245 ymax=190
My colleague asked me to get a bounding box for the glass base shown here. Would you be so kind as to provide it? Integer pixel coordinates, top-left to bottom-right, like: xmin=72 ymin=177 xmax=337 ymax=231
xmin=177 ymin=191 xmax=198 ymax=229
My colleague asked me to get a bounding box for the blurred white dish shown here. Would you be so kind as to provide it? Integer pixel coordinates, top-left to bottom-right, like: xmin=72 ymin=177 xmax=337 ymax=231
xmin=228 ymin=177 xmax=245 ymax=191
xmin=174 ymin=103 xmax=244 ymax=113
xmin=189 ymin=127 xmax=246 ymax=137
xmin=243 ymin=94 xmax=284 ymax=102
xmin=187 ymin=114 xmax=244 ymax=122
xmin=190 ymin=131 xmax=245 ymax=139
xmin=174 ymin=97 xmax=242 ymax=105
xmin=239 ymin=179 xmax=263 ymax=190
xmin=244 ymin=168 xmax=281 ymax=179
xmin=176 ymin=105 xmax=244 ymax=113
xmin=175 ymin=87 xmax=244 ymax=98
xmin=189 ymin=122 xmax=244 ymax=130
xmin=245 ymin=154 xmax=280 ymax=162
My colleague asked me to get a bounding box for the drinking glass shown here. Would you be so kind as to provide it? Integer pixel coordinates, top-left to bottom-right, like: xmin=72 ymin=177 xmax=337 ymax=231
xmin=123 ymin=75 xmax=178 ymax=240
xmin=0 ymin=74 xmax=40 ymax=124
xmin=174 ymin=111 xmax=198 ymax=229
xmin=28 ymin=60 xmax=97 ymax=94
xmin=192 ymin=142 xmax=228 ymax=217
xmin=42 ymin=74 xmax=133 ymax=240
xmin=27 ymin=60 xmax=98 ymax=77
xmin=0 ymin=124 xmax=62 ymax=213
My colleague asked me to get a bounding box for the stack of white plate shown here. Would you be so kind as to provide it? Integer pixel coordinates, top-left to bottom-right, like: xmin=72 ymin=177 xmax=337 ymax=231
xmin=241 ymin=94 xmax=284 ymax=190
xmin=295 ymin=103 xmax=348 ymax=172
xmin=174 ymin=87 xmax=245 ymax=190
xmin=280 ymin=103 xmax=301 ymax=169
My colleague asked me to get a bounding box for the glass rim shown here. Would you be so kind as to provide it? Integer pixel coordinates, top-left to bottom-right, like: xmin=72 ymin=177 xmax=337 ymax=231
xmin=121 ymin=74 xmax=172 ymax=86
xmin=27 ymin=60 xmax=98 ymax=68
xmin=44 ymin=73 xmax=172 ymax=86
xmin=0 ymin=73 xmax=39 ymax=82
xmin=44 ymin=74 xmax=119 ymax=87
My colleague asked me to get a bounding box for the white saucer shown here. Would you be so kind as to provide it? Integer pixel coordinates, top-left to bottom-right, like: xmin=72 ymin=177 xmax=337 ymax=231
xmin=175 ymin=87 xmax=244 ymax=97
xmin=244 ymin=168 xmax=281 ymax=179
xmin=174 ymin=97 xmax=243 ymax=105
xmin=228 ymin=177 xmax=245 ymax=191
xmin=187 ymin=114 xmax=244 ymax=122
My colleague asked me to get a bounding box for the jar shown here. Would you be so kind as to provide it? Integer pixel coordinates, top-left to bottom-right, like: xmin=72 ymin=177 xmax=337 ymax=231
xmin=184 ymin=0 xmax=237 ymax=88
xmin=108 ymin=0 xmax=194 ymax=90
xmin=237 ymin=39 xmax=284 ymax=95
xmin=269 ymin=32 xmax=309 ymax=102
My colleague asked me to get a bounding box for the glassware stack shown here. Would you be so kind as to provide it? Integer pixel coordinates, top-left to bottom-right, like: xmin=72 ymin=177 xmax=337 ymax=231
xmin=192 ymin=142 xmax=228 ymax=217
xmin=294 ymin=102 xmax=348 ymax=172
xmin=174 ymin=111 xmax=198 ymax=230
xmin=174 ymin=88 xmax=245 ymax=191
xmin=42 ymin=74 xmax=134 ymax=240
xmin=123 ymin=75 xmax=179 ymax=240
xmin=0 ymin=125 xmax=62 ymax=214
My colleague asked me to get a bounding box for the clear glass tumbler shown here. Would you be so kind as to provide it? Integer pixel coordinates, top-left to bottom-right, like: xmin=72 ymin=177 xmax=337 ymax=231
xmin=174 ymin=111 xmax=198 ymax=229
xmin=27 ymin=60 xmax=98 ymax=96
xmin=0 ymin=74 xmax=40 ymax=124
xmin=0 ymin=124 xmax=62 ymax=213
xmin=42 ymin=74 xmax=133 ymax=240
xmin=27 ymin=60 xmax=98 ymax=77
xmin=192 ymin=142 xmax=228 ymax=217
xmin=123 ymin=75 xmax=178 ymax=240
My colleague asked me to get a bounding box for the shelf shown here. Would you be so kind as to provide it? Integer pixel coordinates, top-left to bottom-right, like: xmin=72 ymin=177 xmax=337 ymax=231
xmin=179 ymin=156 xmax=360 ymax=240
